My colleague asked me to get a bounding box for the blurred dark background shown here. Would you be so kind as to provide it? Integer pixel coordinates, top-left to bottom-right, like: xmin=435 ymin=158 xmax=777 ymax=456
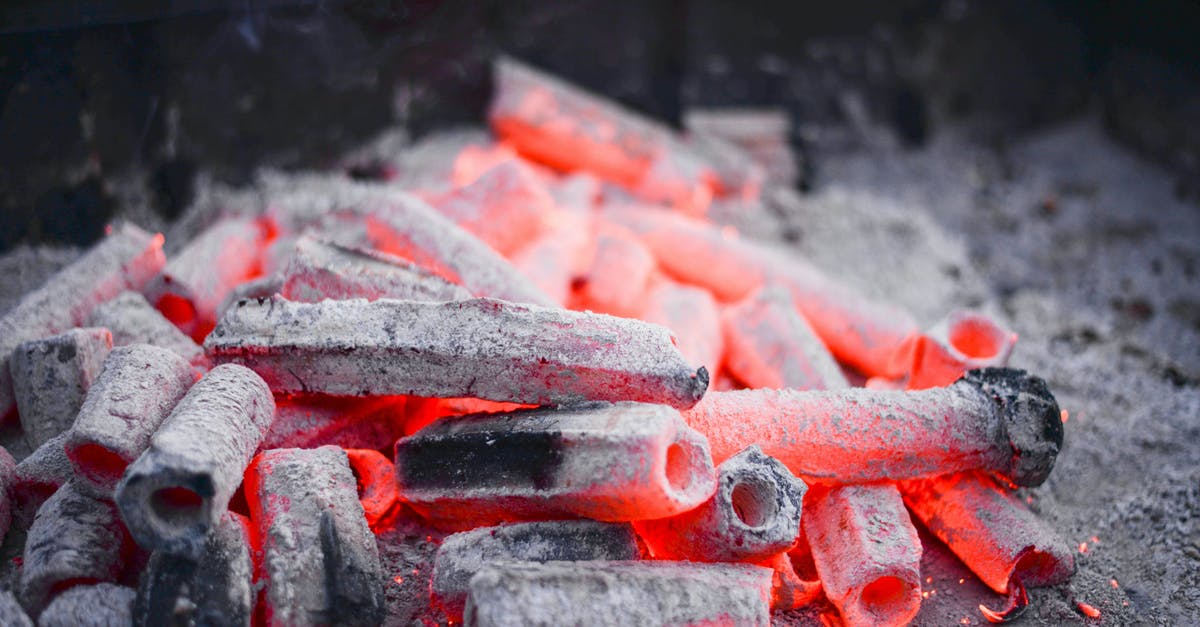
xmin=2 ymin=0 xmax=1198 ymax=253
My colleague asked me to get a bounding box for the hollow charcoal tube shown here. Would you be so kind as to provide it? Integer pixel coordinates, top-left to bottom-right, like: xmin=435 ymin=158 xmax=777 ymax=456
xmin=0 ymin=590 xmax=32 ymax=627
xmin=9 ymin=328 xmax=112 ymax=449
xmin=395 ymin=402 xmax=716 ymax=529
xmin=0 ymin=446 xmax=13 ymax=544
xmin=144 ymin=216 xmax=268 ymax=342
xmin=20 ymin=481 xmax=135 ymax=615
xmin=427 ymin=161 xmax=552 ymax=255
xmin=640 ymin=279 xmax=724 ymax=382
xmin=10 ymin=433 xmax=72 ymax=530
xmin=0 ymin=223 xmax=164 ymax=421
xmin=722 ymin=286 xmax=847 ymax=390
xmin=900 ymin=472 xmax=1075 ymax=594
xmin=134 ymin=511 xmax=254 ymax=627
xmin=634 ymin=445 xmax=805 ymax=563
xmin=117 ymin=364 xmax=274 ymax=558
xmin=344 ymin=448 xmax=400 ymax=532
xmin=279 ymin=236 xmax=472 ymax=304
xmin=207 ymin=296 xmax=709 ymax=409
xmin=65 ymin=345 xmax=194 ymax=497
xmin=432 ymin=521 xmax=639 ymax=620
xmin=244 ymin=446 xmax=385 ymax=627
xmin=605 ymin=206 xmax=919 ymax=377
xmin=265 ymin=394 xmax=407 ymax=451
xmin=684 ymin=368 xmax=1064 ymax=487
xmin=804 ymin=484 xmax=923 ymax=627
xmin=39 ymin=583 xmax=135 ymax=627
xmin=888 ymin=310 xmax=1018 ymax=389
xmin=88 ymin=291 xmax=209 ymax=372
xmin=465 ymin=561 xmax=772 ymax=627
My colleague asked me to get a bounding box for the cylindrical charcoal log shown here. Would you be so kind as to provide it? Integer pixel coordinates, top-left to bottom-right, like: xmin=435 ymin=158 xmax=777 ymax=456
xmin=64 ymin=345 xmax=194 ymax=496
xmin=573 ymin=226 xmax=655 ymax=317
xmin=20 ymin=482 xmax=135 ymax=615
xmin=134 ymin=511 xmax=254 ymax=627
xmin=206 ymin=296 xmax=708 ymax=409
xmin=39 ymin=583 xmax=135 ymax=627
xmin=0 ymin=590 xmax=32 ymax=627
xmin=395 ymin=402 xmax=716 ymax=529
xmin=0 ymin=223 xmax=164 ymax=421
xmin=88 ymin=291 xmax=209 ymax=371
xmin=344 ymin=448 xmax=400 ymax=531
xmin=722 ymin=286 xmax=847 ymax=391
xmin=901 ymin=472 xmax=1075 ymax=594
xmin=634 ymin=445 xmax=805 ymax=563
xmin=464 ymin=561 xmax=772 ymax=627
xmin=9 ymin=433 xmax=72 ymax=530
xmin=9 ymin=328 xmax=112 ymax=449
xmin=244 ymin=446 xmax=384 ymax=627
xmin=265 ymin=394 xmax=407 ymax=451
xmin=117 ymin=364 xmax=274 ymax=558
xmin=144 ymin=216 xmax=268 ymax=341
xmin=888 ymin=310 xmax=1018 ymax=389
xmin=280 ymin=236 xmax=472 ymax=303
xmin=804 ymin=484 xmax=923 ymax=627
xmin=684 ymin=368 xmax=1063 ymax=487
xmin=432 ymin=521 xmax=639 ymax=620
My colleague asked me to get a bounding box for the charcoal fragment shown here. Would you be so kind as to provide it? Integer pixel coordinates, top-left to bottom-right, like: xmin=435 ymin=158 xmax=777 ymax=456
xmin=9 ymin=328 xmax=112 ymax=450
xmin=87 ymin=291 xmax=208 ymax=372
xmin=10 ymin=433 xmax=72 ymax=530
xmin=280 ymin=236 xmax=471 ymax=303
xmin=38 ymin=583 xmax=135 ymax=627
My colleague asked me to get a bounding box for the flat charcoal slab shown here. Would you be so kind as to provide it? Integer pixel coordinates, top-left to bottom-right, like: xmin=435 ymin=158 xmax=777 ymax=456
xmin=206 ymin=296 xmax=708 ymax=408
xmin=464 ymin=560 xmax=772 ymax=627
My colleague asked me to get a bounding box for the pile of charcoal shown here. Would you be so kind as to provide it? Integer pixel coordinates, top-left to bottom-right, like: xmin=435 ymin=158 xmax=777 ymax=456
xmin=0 ymin=57 xmax=1076 ymax=627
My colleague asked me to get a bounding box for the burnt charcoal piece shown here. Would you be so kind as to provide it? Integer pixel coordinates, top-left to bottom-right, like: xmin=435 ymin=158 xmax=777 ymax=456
xmin=264 ymin=394 xmax=407 ymax=452
xmin=38 ymin=583 xmax=135 ymax=627
xmin=20 ymin=481 xmax=135 ymax=615
xmin=344 ymin=448 xmax=400 ymax=532
xmin=683 ymin=368 xmax=1063 ymax=487
xmin=464 ymin=561 xmax=772 ymax=627
xmin=432 ymin=520 xmax=640 ymax=619
xmin=88 ymin=291 xmax=209 ymax=372
xmin=888 ymin=310 xmax=1017 ymax=390
xmin=901 ymin=471 xmax=1075 ymax=594
xmin=207 ymin=296 xmax=709 ymax=409
xmin=64 ymin=345 xmax=194 ymax=497
xmin=573 ymin=225 xmax=656 ymax=317
xmin=214 ymin=274 xmax=284 ymax=322
xmin=0 ymin=446 xmax=14 ymax=543
xmin=280 ymin=236 xmax=471 ymax=304
xmin=395 ymin=402 xmax=716 ymax=529
xmin=640 ymin=279 xmax=724 ymax=381
xmin=0 ymin=223 xmax=164 ymax=421
xmin=117 ymin=364 xmax=274 ymax=558
xmin=10 ymin=433 xmax=72 ymax=530
xmin=9 ymin=328 xmax=112 ymax=449
xmin=134 ymin=511 xmax=253 ymax=627
xmin=244 ymin=446 xmax=384 ymax=627
xmin=510 ymin=210 xmax=593 ymax=306
xmin=0 ymin=589 xmax=32 ymax=627
xmin=804 ymin=484 xmax=923 ymax=627
xmin=722 ymin=286 xmax=847 ymax=391
xmin=634 ymin=445 xmax=806 ymax=563
xmin=144 ymin=216 xmax=268 ymax=342
xmin=427 ymin=161 xmax=552 ymax=256
xmin=605 ymin=206 xmax=919 ymax=378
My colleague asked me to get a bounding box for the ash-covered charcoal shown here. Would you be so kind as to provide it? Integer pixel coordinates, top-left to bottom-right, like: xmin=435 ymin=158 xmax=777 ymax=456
xmin=87 ymin=291 xmax=209 ymax=372
xmin=887 ymin=310 xmax=1018 ymax=389
xmin=117 ymin=364 xmax=274 ymax=558
xmin=244 ymin=446 xmax=384 ymax=627
xmin=573 ymin=224 xmax=656 ymax=317
xmin=134 ymin=511 xmax=254 ymax=627
xmin=803 ymin=483 xmax=923 ymax=627
xmin=640 ymin=279 xmax=724 ymax=382
xmin=510 ymin=210 xmax=594 ymax=306
xmin=634 ymin=445 xmax=805 ymax=563
xmin=722 ymin=286 xmax=847 ymax=391
xmin=394 ymin=402 xmax=716 ymax=529
xmin=684 ymin=367 xmax=1064 ymax=486
xmin=605 ymin=206 xmax=919 ymax=377
xmin=9 ymin=432 xmax=72 ymax=530
xmin=327 ymin=188 xmax=555 ymax=306
xmin=683 ymin=108 xmax=800 ymax=188
xmin=9 ymin=327 xmax=112 ymax=449
xmin=207 ymin=296 xmax=709 ymax=409
xmin=214 ymin=274 xmax=284 ymax=322
xmin=427 ymin=161 xmax=552 ymax=256
xmin=432 ymin=520 xmax=640 ymax=619
xmin=0 ymin=446 xmax=14 ymax=543
xmin=265 ymin=394 xmax=407 ymax=452
xmin=279 ymin=236 xmax=471 ymax=304
xmin=38 ymin=583 xmax=135 ymax=627
xmin=901 ymin=471 xmax=1075 ymax=594
xmin=0 ymin=589 xmax=32 ymax=627
xmin=0 ymin=223 xmax=164 ymax=421
xmin=144 ymin=216 xmax=270 ymax=342
xmin=64 ymin=345 xmax=194 ymax=497
xmin=344 ymin=448 xmax=400 ymax=532
xmin=464 ymin=561 xmax=772 ymax=627
xmin=20 ymin=481 xmax=135 ymax=616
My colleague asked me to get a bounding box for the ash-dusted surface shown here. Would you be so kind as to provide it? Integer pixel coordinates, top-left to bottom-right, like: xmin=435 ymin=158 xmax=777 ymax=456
xmin=207 ymin=296 xmax=708 ymax=408
xmin=87 ymin=291 xmax=208 ymax=370
xmin=38 ymin=582 xmax=134 ymax=627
